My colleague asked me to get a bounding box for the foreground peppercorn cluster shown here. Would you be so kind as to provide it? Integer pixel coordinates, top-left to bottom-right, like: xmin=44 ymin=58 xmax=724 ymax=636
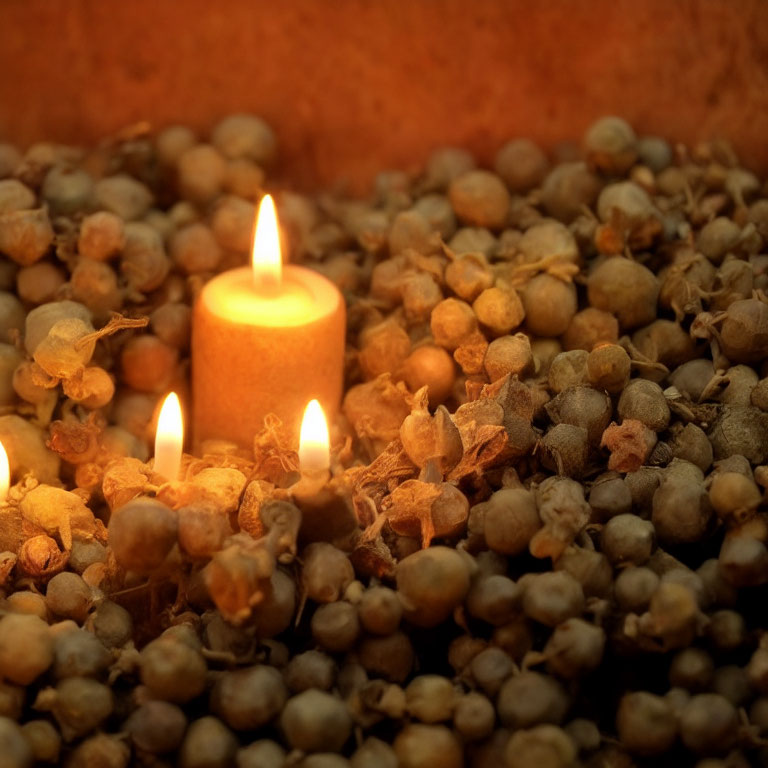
xmin=0 ymin=115 xmax=767 ymax=767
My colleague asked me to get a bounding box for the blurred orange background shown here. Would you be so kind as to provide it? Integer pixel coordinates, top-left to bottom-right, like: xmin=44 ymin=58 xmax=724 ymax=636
xmin=1 ymin=0 xmax=767 ymax=192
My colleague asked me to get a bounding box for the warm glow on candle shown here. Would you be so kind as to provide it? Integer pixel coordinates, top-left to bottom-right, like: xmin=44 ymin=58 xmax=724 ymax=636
xmin=154 ymin=392 xmax=183 ymax=481
xmin=251 ymin=193 xmax=282 ymax=292
xmin=299 ymin=399 xmax=330 ymax=472
xmin=0 ymin=440 xmax=8 ymax=502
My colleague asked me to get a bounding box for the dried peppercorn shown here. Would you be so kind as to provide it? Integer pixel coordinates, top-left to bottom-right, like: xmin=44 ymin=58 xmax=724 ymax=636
xmin=280 ymin=689 xmax=352 ymax=753
xmin=0 ymin=614 xmax=53 ymax=685
xmin=210 ymin=665 xmax=287 ymax=731
xmin=178 ymin=716 xmax=238 ymax=768
xmin=107 ymin=498 xmax=178 ymax=574
xmin=587 ymin=256 xmax=659 ymax=330
xmin=617 ymin=691 xmax=677 ymax=755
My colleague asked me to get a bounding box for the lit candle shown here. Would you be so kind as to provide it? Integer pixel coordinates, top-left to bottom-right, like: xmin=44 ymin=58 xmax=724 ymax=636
xmin=0 ymin=439 xmax=9 ymax=502
xmin=292 ymin=399 xmax=356 ymax=545
xmin=154 ymin=392 xmax=184 ymax=481
xmin=192 ymin=194 xmax=346 ymax=449
xmin=299 ymin=399 xmax=331 ymax=474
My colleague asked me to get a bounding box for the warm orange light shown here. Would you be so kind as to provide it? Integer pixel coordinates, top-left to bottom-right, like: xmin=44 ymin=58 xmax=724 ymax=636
xmin=299 ymin=399 xmax=330 ymax=473
xmin=251 ymin=193 xmax=282 ymax=292
xmin=0 ymin=440 xmax=8 ymax=501
xmin=154 ymin=392 xmax=183 ymax=481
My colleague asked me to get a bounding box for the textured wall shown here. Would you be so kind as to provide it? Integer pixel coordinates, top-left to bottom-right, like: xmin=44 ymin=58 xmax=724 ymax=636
xmin=1 ymin=0 xmax=767 ymax=192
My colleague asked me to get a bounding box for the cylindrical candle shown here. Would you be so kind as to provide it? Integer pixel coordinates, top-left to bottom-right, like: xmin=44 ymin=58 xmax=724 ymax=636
xmin=192 ymin=258 xmax=345 ymax=449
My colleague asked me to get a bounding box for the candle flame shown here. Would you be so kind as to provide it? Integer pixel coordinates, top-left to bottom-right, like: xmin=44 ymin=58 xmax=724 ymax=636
xmin=251 ymin=193 xmax=282 ymax=292
xmin=0 ymin=440 xmax=8 ymax=502
xmin=299 ymin=399 xmax=330 ymax=473
xmin=154 ymin=392 xmax=183 ymax=481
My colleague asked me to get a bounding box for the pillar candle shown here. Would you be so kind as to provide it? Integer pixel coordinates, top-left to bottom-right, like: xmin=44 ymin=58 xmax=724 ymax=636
xmin=192 ymin=196 xmax=345 ymax=449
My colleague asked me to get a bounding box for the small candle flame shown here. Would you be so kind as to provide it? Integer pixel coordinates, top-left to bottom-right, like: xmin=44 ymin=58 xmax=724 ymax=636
xmin=154 ymin=392 xmax=183 ymax=481
xmin=0 ymin=440 xmax=9 ymax=502
xmin=299 ymin=399 xmax=330 ymax=473
xmin=251 ymin=193 xmax=282 ymax=293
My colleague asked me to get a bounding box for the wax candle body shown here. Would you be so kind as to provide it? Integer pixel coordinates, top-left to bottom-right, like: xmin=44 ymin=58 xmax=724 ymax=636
xmin=192 ymin=265 xmax=345 ymax=449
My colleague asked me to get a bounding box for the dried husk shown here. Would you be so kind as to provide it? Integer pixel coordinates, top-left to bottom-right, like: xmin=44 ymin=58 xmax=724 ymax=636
xmin=20 ymin=485 xmax=102 ymax=551
xmin=204 ymin=535 xmax=276 ymax=625
xmin=530 ymin=477 xmax=591 ymax=560
xmin=384 ymin=479 xmax=468 ymax=547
